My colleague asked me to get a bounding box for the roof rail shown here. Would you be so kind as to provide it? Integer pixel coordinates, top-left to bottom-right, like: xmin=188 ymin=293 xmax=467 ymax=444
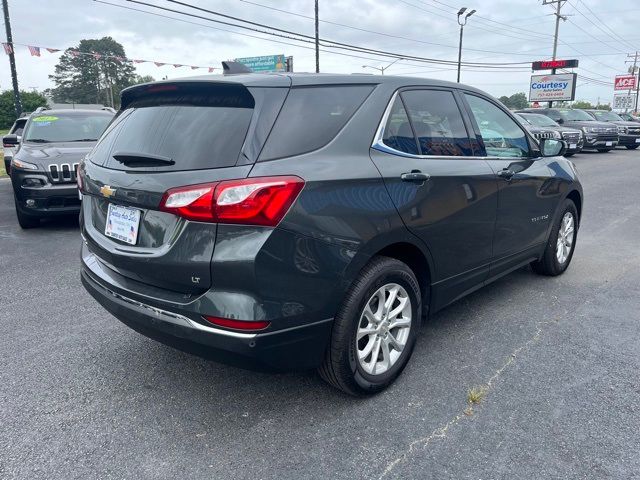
xmin=101 ymin=107 xmax=116 ymax=113
xmin=33 ymin=106 xmax=49 ymax=113
xmin=222 ymin=61 xmax=253 ymax=75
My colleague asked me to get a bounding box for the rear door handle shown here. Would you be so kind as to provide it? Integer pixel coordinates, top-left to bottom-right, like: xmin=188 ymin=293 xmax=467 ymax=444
xmin=497 ymin=169 xmax=515 ymax=180
xmin=401 ymin=170 xmax=431 ymax=183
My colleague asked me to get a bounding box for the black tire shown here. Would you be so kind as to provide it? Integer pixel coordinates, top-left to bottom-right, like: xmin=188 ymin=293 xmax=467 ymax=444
xmin=318 ymin=256 xmax=421 ymax=396
xmin=14 ymin=198 xmax=39 ymax=229
xmin=626 ymin=145 xmax=639 ymax=150
xmin=596 ymin=148 xmax=612 ymax=152
xmin=564 ymin=152 xmax=575 ymax=157
xmin=531 ymin=199 xmax=578 ymax=276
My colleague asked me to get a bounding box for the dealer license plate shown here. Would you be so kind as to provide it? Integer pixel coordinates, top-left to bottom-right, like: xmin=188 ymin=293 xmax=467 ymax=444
xmin=569 ymin=143 xmax=577 ymax=149
xmin=636 ymin=138 xmax=640 ymax=143
xmin=105 ymin=203 xmax=141 ymax=245
xmin=605 ymin=141 xmax=613 ymax=146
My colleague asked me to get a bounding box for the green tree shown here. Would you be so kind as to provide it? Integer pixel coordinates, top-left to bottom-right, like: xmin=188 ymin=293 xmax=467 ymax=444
xmin=133 ymin=75 xmax=155 ymax=84
xmin=0 ymin=90 xmax=48 ymax=129
xmin=49 ymin=37 xmax=136 ymax=108
xmin=498 ymin=92 xmax=529 ymax=109
xmin=571 ymin=100 xmax=594 ymax=109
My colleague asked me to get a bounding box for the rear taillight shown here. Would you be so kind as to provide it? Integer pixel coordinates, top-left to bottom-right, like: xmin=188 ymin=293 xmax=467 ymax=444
xmin=3 ymin=143 xmax=12 ymax=148
xmin=159 ymin=176 xmax=304 ymax=226
xmin=77 ymin=170 xmax=84 ymax=192
xmin=202 ymin=315 xmax=270 ymax=331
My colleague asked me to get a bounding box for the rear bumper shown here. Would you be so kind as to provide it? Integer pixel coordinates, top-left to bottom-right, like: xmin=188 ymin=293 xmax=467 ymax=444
xmin=12 ymin=169 xmax=80 ymax=216
xmin=81 ymin=250 xmax=333 ymax=372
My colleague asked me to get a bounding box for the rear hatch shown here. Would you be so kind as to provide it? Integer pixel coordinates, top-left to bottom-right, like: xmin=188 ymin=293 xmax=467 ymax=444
xmin=80 ymin=79 xmax=289 ymax=293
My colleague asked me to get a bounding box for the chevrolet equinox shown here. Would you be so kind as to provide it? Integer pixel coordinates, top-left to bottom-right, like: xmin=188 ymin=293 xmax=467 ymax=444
xmin=80 ymin=72 xmax=583 ymax=395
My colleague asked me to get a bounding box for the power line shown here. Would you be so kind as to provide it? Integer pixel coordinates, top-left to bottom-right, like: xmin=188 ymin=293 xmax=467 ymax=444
xmin=574 ymin=0 xmax=638 ymax=51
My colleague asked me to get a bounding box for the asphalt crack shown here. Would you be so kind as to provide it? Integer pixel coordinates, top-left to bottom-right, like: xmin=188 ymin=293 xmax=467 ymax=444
xmin=379 ymin=318 xmax=556 ymax=479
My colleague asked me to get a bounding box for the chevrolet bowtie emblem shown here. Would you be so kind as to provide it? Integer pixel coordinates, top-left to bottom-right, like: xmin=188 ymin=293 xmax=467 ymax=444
xmin=100 ymin=185 xmax=116 ymax=198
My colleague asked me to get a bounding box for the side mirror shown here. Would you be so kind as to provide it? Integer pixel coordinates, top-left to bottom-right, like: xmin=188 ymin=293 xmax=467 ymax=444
xmin=539 ymin=138 xmax=566 ymax=157
xmin=2 ymin=134 xmax=19 ymax=146
xmin=556 ymin=118 xmax=564 ymax=124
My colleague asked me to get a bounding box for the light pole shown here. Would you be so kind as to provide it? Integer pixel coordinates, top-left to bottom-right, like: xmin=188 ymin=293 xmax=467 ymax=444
xmin=362 ymin=57 xmax=403 ymax=75
xmin=456 ymin=7 xmax=476 ymax=83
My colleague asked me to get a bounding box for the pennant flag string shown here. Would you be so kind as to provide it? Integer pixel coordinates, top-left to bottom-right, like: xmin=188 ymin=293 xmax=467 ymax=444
xmin=1 ymin=42 xmax=217 ymax=71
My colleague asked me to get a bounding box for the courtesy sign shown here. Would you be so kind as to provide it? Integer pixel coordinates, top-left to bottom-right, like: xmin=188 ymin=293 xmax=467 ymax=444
xmin=529 ymin=73 xmax=577 ymax=102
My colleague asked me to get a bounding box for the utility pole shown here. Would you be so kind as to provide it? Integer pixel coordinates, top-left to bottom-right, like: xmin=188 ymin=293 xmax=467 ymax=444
xmin=2 ymin=0 xmax=22 ymax=117
xmin=314 ymin=0 xmax=319 ymax=73
xmin=456 ymin=7 xmax=476 ymax=83
xmin=626 ymin=52 xmax=640 ymax=114
xmin=543 ymin=0 xmax=567 ymax=107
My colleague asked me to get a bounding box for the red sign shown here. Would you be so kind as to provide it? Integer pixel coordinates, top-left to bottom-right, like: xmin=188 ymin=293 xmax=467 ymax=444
xmin=532 ymin=59 xmax=579 ymax=70
xmin=615 ymin=75 xmax=637 ymax=91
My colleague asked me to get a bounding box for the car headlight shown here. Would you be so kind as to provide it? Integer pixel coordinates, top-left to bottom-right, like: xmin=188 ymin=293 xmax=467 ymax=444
xmin=11 ymin=158 xmax=38 ymax=170
xmin=553 ymin=131 xmax=562 ymax=139
xmin=617 ymin=126 xmax=627 ymax=134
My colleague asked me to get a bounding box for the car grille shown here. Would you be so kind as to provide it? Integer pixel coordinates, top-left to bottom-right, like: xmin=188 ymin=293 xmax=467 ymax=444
xmin=534 ymin=131 xmax=555 ymax=140
xmin=49 ymin=163 xmax=79 ymax=183
xmin=605 ymin=126 xmax=617 ymax=134
xmin=561 ymin=131 xmax=581 ymax=143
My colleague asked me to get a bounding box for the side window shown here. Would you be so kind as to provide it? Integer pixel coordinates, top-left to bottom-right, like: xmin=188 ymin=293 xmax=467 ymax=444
xmin=381 ymin=96 xmax=419 ymax=155
xmin=259 ymin=85 xmax=374 ymax=161
xmin=401 ymin=89 xmax=472 ymax=156
xmin=465 ymin=94 xmax=530 ymax=158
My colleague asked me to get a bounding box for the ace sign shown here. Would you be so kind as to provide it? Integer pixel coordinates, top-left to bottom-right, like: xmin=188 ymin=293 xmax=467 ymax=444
xmin=614 ymin=75 xmax=637 ymax=91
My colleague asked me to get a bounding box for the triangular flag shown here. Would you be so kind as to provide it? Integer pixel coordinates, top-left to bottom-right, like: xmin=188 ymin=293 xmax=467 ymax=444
xmin=191 ymin=66 xmax=199 ymax=70
xmin=28 ymin=46 xmax=41 ymax=57
xmin=208 ymin=67 xmax=215 ymax=73
xmin=69 ymin=50 xmax=80 ymax=57
xmin=92 ymin=53 xmax=102 ymax=60
xmin=2 ymin=43 xmax=13 ymax=55
xmin=154 ymin=62 xmax=166 ymax=67
xmin=46 ymin=48 xmax=60 ymax=54
xmin=173 ymin=64 xmax=183 ymax=68
xmin=133 ymin=59 xmax=145 ymax=64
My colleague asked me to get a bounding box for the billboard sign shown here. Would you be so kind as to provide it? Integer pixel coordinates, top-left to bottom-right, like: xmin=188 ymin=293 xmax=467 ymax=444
xmin=529 ymin=73 xmax=577 ymax=102
xmin=614 ymin=75 xmax=637 ymax=91
xmin=531 ymin=59 xmax=579 ymax=70
xmin=613 ymin=94 xmax=636 ymax=110
xmin=235 ymin=54 xmax=286 ymax=72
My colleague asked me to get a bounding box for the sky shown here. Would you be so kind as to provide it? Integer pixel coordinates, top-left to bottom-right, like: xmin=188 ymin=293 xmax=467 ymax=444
xmin=1 ymin=0 xmax=638 ymax=105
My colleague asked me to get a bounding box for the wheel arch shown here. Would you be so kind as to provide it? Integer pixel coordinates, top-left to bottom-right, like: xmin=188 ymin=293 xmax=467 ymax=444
xmin=566 ymin=189 xmax=582 ymax=223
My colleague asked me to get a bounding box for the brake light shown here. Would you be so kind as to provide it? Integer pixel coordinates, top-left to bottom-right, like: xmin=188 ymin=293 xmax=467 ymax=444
xmin=202 ymin=315 xmax=270 ymax=331
xmin=3 ymin=143 xmax=12 ymax=148
xmin=159 ymin=176 xmax=304 ymax=226
xmin=77 ymin=170 xmax=84 ymax=192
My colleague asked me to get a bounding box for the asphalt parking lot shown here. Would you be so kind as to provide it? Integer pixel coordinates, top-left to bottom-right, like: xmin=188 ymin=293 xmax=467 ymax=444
xmin=1 ymin=148 xmax=639 ymax=480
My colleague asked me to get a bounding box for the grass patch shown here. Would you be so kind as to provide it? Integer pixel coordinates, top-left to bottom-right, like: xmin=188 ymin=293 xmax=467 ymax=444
xmin=467 ymin=386 xmax=487 ymax=405
xmin=0 ymin=128 xmax=9 ymax=136
xmin=0 ymin=152 xmax=5 ymax=177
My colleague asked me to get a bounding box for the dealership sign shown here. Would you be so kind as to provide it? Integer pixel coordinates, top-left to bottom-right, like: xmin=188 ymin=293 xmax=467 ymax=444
xmin=614 ymin=75 xmax=637 ymax=91
xmin=613 ymin=94 xmax=636 ymax=110
xmin=529 ymin=73 xmax=577 ymax=102
xmin=531 ymin=59 xmax=579 ymax=71
xmin=235 ymin=54 xmax=286 ymax=72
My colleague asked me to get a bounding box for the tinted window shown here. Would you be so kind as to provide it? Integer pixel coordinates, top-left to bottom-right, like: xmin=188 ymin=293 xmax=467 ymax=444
xmin=381 ymin=96 xmax=418 ymax=155
xmin=591 ymin=110 xmax=623 ymax=121
xmin=259 ymin=85 xmax=374 ymax=161
xmin=465 ymin=94 xmax=529 ymax=158
xmin=557 ymin=109 xmax=594 ymax=121
xmin=23 ymin=113 xmax=113 ymax=143
xmin=401 ymin=90 xmax=471 ymax=156
xmin=11 ymin=119 xmax=26 ymax=136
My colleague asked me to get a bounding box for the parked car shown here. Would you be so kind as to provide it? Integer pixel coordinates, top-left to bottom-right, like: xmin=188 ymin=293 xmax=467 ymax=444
xmin=618 ymin=112 xmax=639 ymax=122
xmin=2 ymin=116 xmax=28 ymax=175
xmin=80 ymin=73 xmax=583 ymax=395
xmin=583 ymin=109 xmax=640 ymax=150
xmin=515 ymin=112 xmax=583 ymax=156
xmin=517 ymin=108 xmax=618 ymax=152
xmin=8 ymin=108 xmax=114 ymax=228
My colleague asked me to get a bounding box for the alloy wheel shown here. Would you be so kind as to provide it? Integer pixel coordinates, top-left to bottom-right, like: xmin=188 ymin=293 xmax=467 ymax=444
xmin=556 ymin=212 xmax=575 ymax=264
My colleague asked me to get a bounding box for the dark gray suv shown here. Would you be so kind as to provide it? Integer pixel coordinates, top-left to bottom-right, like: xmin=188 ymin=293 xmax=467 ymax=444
xmin=80 ymin=74 xmax=583 ymax=395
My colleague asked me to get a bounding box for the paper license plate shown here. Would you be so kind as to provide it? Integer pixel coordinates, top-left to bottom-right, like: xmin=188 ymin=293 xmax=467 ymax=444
xmin=569 ymin=143 xmax=577 ymax=149
xmin=105 ymin=203 xmax=141 ymax=245
xmin=605 ymin=141 xmax=613 ymax=146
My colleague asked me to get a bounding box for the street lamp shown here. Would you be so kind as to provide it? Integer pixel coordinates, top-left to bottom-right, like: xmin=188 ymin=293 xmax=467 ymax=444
xmin=456 ymin=7 xmax=476 ymax=83
xmin=362 ymin=57 xmax=404 ymax=75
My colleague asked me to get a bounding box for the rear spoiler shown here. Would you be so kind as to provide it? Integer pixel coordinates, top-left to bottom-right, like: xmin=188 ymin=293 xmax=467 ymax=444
xmin=222 ymin=61 xmax=253 ymax=75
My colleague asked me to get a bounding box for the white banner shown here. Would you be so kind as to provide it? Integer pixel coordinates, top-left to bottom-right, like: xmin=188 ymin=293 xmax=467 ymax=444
xmin=529 ymin=73 xmax=577 ymax=102
xmin=613 ymin=94 xmax=637 ymax=110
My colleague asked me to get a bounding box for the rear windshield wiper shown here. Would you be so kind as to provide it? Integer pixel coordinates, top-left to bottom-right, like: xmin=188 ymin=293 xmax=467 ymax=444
xmin=112 ymin=152 xmax=175 ymax=167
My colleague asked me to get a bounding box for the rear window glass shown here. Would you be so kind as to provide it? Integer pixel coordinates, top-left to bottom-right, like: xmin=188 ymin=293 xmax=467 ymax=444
xmin=95 ymin=83 xmax=255 ymax=171
xmin=259 ymin=85 xmax=374 ymax=161
xmin=23 ymin=113 xmax=112 ymax=143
